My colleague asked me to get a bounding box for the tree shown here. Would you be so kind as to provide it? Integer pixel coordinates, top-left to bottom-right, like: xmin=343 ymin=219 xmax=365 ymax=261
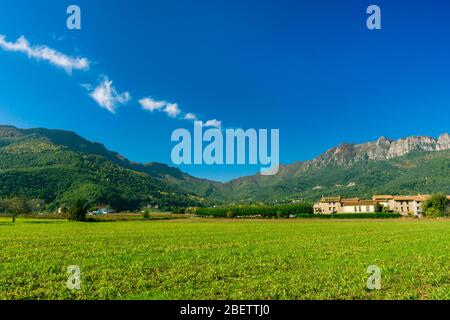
xmin=67 ymin=199 xmax=88 ymax=221
xmin=422 ymin=193 xmax=449 ymax=217
xmin=5 ymin=197 xmax=30 ymax=223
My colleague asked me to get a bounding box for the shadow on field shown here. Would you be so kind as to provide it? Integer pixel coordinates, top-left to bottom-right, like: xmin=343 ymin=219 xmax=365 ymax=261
xmin=84 ymin=217 xmax=184 ymax=223
xmin=0 ymin=220 xmax=66 ymax=225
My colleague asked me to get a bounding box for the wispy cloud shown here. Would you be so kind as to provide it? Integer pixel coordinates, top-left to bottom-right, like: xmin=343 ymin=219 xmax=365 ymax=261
xmin=85 ymin=77 xmax=131 ymax=113
xmin=139 ymin=97 xmax=167 ymax=112
xmin=139 ymin=95 xmax=221 ymax=126
xmin=139 ymin=98 xmax=182 ymax=118
xmin=203 ymin=119 xmax=222 ymax=128
xmin=0 ymin=35 xmax=90 ymax=74
xmin=164 ymin=103 xmax=181 ymax=118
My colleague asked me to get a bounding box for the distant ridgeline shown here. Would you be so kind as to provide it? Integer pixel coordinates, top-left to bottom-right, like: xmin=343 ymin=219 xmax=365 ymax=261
xmin=0 ymin=125 xmax=449 ymax=211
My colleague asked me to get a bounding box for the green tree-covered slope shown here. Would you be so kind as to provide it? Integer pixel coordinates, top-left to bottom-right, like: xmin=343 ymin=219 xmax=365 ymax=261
xmin=0 ymin=126 xmax=205 ymax=210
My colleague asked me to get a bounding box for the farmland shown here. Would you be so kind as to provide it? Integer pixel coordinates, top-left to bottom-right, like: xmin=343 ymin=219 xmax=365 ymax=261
xmin=0 ymin=217 xmax=449 ymax=300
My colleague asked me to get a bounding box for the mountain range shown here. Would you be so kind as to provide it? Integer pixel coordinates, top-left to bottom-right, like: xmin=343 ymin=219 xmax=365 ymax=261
xmin=217 ymin=133 xmax=450 ymax=202
xmin=0 ymin=124 xmax=449 ymax=209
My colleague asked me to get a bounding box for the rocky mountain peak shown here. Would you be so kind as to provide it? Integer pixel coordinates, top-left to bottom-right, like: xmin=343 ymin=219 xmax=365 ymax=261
xmin=308 ymin=133 xmax=449 ymax=168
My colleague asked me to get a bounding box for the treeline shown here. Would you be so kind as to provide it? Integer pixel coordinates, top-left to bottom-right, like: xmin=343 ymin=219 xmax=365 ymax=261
xmin=0 ymin=197 xmax=45 ymax=222
xmin=0 ymin=198 xmax=45 ymax=213
xmin=194 ymin=203 xmax=314 ymax=218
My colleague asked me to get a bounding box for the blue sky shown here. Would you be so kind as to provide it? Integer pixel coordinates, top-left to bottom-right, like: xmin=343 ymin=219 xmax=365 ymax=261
xmin=0 ymin=0 xmax=449 ymax=181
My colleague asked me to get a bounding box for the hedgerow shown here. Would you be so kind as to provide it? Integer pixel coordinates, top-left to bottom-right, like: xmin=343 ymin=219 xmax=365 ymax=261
xmin=195 ymin=203 xmax=313 ymax=218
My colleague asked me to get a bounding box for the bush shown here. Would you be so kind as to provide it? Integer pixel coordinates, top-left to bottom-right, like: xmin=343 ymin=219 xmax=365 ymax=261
xmin=423 ymin=207 xmax=440 ymax=218
xmin=422 ymin=193 xmax=449 ymax=217
xmin=226 ymin=211 xmax=236 ymax=218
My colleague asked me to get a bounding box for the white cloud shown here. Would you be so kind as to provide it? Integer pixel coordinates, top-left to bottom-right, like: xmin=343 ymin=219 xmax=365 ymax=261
xmin=184 ymin=113 xmax=197 ymax=120
xmin=203 ymin=119 xmax=222 ymax=128
xmin=138 ymin=97 xmax=186 ymax=120
xmin=87 ymin=77 xmax=131 ymax=113
xmin=138 ymin=96 xmax=221 ymax=126
xmin=0 ymin=35 xmax=90 ymax=74
xmin=164 ymin=103 xmax=181 ymax=118
xmin=139 ymin=97 xmax=167 ymax=112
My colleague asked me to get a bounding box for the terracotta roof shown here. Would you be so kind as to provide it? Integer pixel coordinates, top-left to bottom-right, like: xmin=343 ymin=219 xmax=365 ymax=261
xmin=372 ymin=195 xmax=394 ymax=200
xmin=342 ymin=200 xmax=377 ymax=206
xmin=393 ymin=195 xmax=430 ymax=201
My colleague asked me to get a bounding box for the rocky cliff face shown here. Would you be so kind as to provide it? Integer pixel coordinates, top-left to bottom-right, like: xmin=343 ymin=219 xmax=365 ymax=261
xmin=437 ymin=133 xmax=450 ymax=150
xmin=305 ymin=133 xmax=450 ymax=168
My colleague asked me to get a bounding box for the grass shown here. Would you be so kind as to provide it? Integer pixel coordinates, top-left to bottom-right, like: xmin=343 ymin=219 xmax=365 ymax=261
xmin=87 ymin=212 xmax=191 ymax=222
xmin=0 ymin=217 xmax=449 ymax=300
xmin=0 ymin=212 xmax=189 ymax=222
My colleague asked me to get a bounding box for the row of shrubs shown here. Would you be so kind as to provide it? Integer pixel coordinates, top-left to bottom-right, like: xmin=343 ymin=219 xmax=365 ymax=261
xmin=194 ymin=203 xmax=314 ymax=218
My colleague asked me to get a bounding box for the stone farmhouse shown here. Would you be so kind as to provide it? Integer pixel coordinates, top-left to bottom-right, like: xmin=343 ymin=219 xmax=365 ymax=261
xmin=372 ymin=195 xmax=428 ymax=216
xmin=314 ymin=194 xmax=449 ymax=216
xmin=313 ymin=197 xmax=378 ymax=214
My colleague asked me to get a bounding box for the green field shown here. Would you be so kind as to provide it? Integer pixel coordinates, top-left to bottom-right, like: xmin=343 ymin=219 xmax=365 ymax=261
xmin=0 ymin=217 xmax=449 ymax=300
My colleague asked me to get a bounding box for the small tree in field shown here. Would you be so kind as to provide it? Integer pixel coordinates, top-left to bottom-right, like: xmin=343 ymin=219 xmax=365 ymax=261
xmin=68 ymin=199 xmax=88 ymax=221
xmin=5 ymin=197 xmax=29 ymax=223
